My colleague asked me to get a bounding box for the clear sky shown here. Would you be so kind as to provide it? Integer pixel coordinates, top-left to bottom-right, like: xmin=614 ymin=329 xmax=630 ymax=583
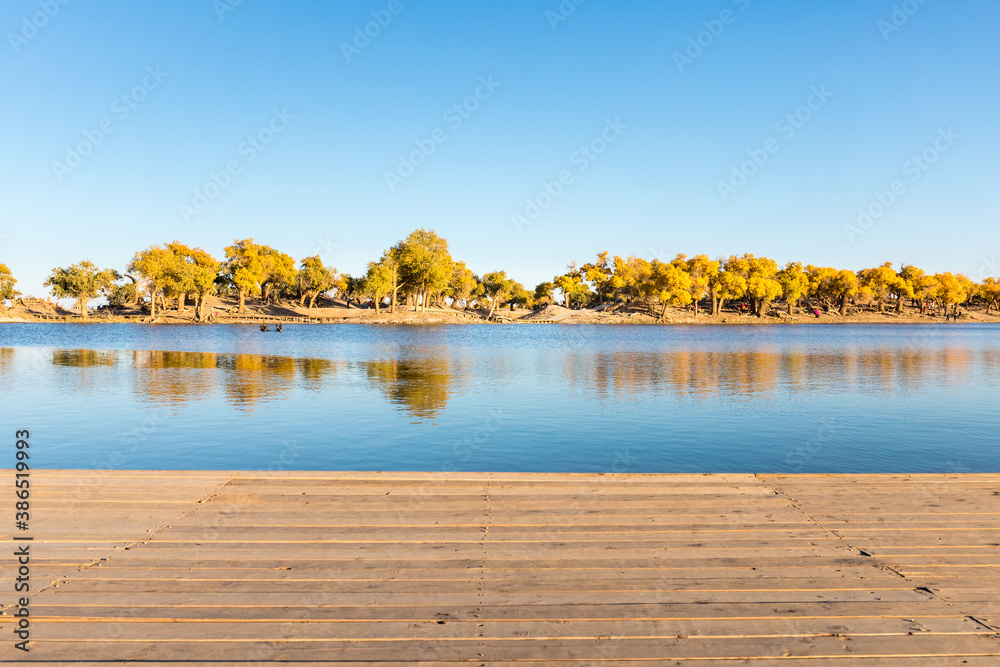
xmin=2 ymin=0 xmax=998 ymax=299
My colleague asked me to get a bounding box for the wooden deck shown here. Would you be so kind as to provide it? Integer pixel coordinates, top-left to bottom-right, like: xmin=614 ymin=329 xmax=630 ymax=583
xmin=2 ymin=471 xmax=999 ymax=665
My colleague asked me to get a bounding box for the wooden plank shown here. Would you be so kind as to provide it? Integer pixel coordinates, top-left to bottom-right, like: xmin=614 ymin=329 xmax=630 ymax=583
xmin=2 ymin=470 xmax=998 ymax=665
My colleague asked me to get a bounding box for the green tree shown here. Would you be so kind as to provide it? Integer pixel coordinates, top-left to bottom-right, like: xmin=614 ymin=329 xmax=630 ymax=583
xmin=0 ymin=264 xmax=20 ymax=309
xmin=44 ymin=261 xmax=118 ymax=319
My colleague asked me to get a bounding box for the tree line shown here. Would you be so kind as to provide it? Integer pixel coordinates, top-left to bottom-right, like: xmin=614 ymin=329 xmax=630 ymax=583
xmin=2 ymin=229 xmax=999 ymax=320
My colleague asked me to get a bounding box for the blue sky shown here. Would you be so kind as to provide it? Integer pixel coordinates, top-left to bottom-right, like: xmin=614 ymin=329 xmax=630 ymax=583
xmin=2 ymin=0 xmax=998 ymax=298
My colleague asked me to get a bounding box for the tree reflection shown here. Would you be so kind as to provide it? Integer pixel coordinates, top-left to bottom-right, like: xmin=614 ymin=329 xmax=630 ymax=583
xmin=51 ymin=349 xmax=118 ymax=367
xmin=133 ymin=350 xmax=219 ymax=406
xmin=565 ymin=347 xmax=988 ymax=400
xmin=359 ymin=353 xmax=453 ymax=419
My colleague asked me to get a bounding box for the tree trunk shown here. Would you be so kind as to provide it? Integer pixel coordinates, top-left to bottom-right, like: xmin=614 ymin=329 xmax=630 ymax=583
xmin=149 ymin=290 xmax=156 ymax=319
xmin=308 ymin=294 xmax=317 ymax=309
xmin=716 ymin=298 xmax=726 ymax=316
xmin=787 ymin=301 xmax=793 ymax=315
xmin=79 ymin=296 xmax=88 ymax=319
xmin=238 ymin=289 xmax=246 ymax=315
xmin=839 ymin=295 xmax=848 ymax=316
xmin=124 ymin=274 xmax=140 ymax=305
xmin=487 ymin=298 xmax=497 ymax=318
xmin=177 ymin=292 xmax=186 ymax=313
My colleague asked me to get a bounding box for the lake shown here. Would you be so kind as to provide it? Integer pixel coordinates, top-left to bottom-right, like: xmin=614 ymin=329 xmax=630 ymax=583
xmin=1 ymin=323 xmax=998 ymax=473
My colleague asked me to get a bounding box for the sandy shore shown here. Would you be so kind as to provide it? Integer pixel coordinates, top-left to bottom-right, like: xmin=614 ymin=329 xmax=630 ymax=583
xmin=2 ymin=296 xmax=998 ymax=326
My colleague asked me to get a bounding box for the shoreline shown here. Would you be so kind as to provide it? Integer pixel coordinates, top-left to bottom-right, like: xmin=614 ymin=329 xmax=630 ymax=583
xmin=4 ymin=296 xmax=999 ymax=326
xmin=2 ymin=310 xmax=998 ymax=326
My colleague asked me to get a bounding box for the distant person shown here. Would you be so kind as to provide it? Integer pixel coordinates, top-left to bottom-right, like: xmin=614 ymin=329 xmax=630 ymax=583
xmin=276 ymin=323 xmax=283 ymax=332
xmin=260 ymin=324 xmax=269 ymax=332
xmin=814 ymin=309 xmax=820 ymax=318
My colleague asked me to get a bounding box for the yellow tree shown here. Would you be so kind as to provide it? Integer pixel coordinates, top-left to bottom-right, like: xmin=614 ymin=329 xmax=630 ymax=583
xmin=725 ymin=254 xmax=781 ymax=316
xmin=399 ymin=229 xmax=452 ymax=312
xmin=127 ymin=248 xmax=174 ymax=319
xmin=581 ymin=252 xmax=613 ymax=304
xmin=981 ymin=277 xmax=1000 ymax=313
xmin=650 ymin=259 xmax=693 ymax=321
xmin=898 ymin=265 xmax=938 ymax=313
xmin=830 ymin=269 xmax=859 ymax=315
xmin=0 ymin=263 xmax=19 ymax=309
xmin=933 ymin=272 xmax=970 ymax=317
xmin=610 ymin=255 xmax=652 ymax=302
xmin=164 ymin=242 xmax=220 ymax=318
xmin=857 ymin=262 xmax=911 ymax=313
xmin=361 ymin=259 xmax=394 ymax=314
xmin=447 ymin=260 xmax=476 ymax=310
xmin=223 ymin=239 xmax=265 ymax=314
xmin=297 ymin=255 xmax=337 ymax=309
xmin=480 ymin=270 xmax=516 ymax=317
xmin=682 ymin=254 xmax=718 ymax=316
xmin=259 ymin=246 xmax=297 ymax=304
xmin=709 ymin=267 xmax=747 ymax=316
xmin=554 ymin=271 xmax=586 ymax=309
xmin=776 ymin=262 xmax=809 ymax=314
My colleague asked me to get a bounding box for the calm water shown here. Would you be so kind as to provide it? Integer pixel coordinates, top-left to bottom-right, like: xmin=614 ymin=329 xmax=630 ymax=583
xmin=1 ymin=323 xmax=998 ymax=473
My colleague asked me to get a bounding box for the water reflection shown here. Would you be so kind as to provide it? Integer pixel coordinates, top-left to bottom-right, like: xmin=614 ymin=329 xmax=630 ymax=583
xmin=52 ymin=349 xmax=118 ymax=367
xmin=359 ymin=355 xmax=455 ymax=420
xmin=29 ymin=344 xmax=999 ymax=417
xmin=565 ymin=348 xmax=990 ymax=400
xmin=0 ymin=347 xmax=13 ymax=371
xmin=133 ymin=350 xmax=219 ymax=406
